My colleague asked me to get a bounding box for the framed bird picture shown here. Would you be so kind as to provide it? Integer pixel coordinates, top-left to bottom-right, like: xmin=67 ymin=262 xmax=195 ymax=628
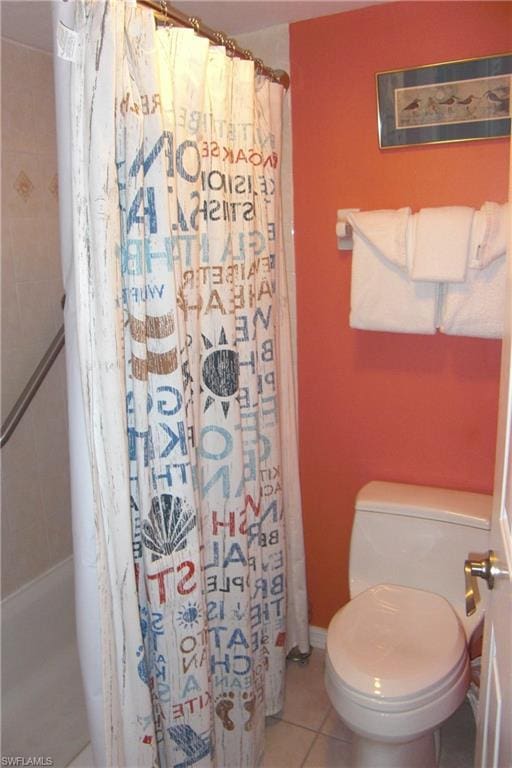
xmin=376 ymin=53 xmax=511 ymax=148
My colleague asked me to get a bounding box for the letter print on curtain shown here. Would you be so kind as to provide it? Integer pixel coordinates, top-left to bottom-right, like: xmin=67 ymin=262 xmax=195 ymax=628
xmin=71 ymin=2 xmax=309 ymax=766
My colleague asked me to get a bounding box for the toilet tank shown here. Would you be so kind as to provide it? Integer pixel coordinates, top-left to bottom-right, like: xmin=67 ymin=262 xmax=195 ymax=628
xmin=350 ymin=481 xmax=492 ymax=636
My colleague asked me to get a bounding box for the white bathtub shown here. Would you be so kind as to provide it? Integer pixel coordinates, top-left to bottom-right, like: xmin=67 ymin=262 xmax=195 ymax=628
xmin=1 ymin=556 xmax=90 ymax=767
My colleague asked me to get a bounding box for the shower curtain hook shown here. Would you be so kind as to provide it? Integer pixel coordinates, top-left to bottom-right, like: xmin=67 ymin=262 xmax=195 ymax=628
xmin=159 ymin=0 xmax=171 ymax=27
xmin=189 ymin=16 xmax=201 ymax=34
xmin=213 ymin=31 xmax=227 ymax=47
xmin=225 ymin=38 xmax=237 ymax=57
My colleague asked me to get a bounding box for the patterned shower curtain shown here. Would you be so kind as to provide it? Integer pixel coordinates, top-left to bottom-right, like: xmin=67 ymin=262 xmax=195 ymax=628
xmin=70 ymin=2 xmax=308 ymax=766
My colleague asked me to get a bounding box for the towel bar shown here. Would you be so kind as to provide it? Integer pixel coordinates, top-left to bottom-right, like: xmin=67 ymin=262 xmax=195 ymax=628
xmin=336 ymin=208 xmax=359 ymax=250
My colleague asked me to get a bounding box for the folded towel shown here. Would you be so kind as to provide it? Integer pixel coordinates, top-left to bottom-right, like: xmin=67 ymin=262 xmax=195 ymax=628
xmin=348 ymin=210 xmax=438 ymax=334
xmin=468 ymin=209 xmax=487 ymax=269
xmin=348 ymin=207 xmax=411 ymax=269
xmin=410 ymin=206 xmax=474 ymax=283
xmin=440 ymin=255 xmax=506 ymax=338
xmin=470 ymin=202 xmax=509 ymax=269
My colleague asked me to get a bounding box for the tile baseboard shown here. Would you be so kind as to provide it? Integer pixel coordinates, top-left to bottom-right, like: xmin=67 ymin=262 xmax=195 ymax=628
xmin=309 ymin=625 xmax=327 ymax=650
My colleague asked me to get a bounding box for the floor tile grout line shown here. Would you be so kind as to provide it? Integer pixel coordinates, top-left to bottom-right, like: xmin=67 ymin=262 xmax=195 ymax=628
xmin=272 ymin=713 xmax=330 ymax=736
xmin=317 ymin=707 xmax=332 ymax=734
xmin=300 ymin=730 xmax=321 ymax=768
xmin=272 ymin=712 xmax=353 ymax=745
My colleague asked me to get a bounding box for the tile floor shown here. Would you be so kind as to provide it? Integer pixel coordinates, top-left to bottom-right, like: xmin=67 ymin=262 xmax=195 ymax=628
xmin=68 ymin=648 xmax=475 ymax=767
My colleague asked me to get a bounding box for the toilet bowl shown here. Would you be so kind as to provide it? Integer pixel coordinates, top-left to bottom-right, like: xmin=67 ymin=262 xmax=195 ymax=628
xmin=325 ymin=482 xmax=492 ymax=768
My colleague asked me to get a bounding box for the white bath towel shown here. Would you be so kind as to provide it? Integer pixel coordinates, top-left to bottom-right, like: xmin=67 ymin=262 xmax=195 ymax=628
xmin=410 ymin=206 xmax=474 ymax=283
xmin=468 ymin=209 xmax=487 ymax=269
xmin=348 ymin=210 xmax=438 ymax=334
xmin=347 ymin=207 xmax=411 ymax=269
xmin=470 ymin=202 xmax=509 ymax=269
xmin=440 ymin=255 xmax=506 ymax=338
xmin=441 ymin=201 xmax=509 ymax=338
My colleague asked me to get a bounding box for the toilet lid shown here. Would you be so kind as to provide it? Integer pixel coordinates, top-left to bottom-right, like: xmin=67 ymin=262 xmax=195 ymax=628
xmin=326 ymin=584 xmax=467 ymax=701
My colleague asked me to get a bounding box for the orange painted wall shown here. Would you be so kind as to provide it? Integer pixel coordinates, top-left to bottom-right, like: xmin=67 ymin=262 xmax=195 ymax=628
xmin=290 ymin=1 xmax=511 ymax=628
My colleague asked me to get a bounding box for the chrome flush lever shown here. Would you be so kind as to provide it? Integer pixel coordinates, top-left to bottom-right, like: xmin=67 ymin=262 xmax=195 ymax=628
xmin=464 ymin=550 xmax=495 ymax=616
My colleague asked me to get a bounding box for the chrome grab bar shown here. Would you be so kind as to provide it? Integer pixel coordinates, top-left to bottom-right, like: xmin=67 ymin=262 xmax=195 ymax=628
xmin=1 ymin=297 xmax=66 ymax=449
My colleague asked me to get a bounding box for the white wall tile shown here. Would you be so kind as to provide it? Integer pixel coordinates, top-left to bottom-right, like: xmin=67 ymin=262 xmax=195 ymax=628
xmin=1 ymin=38 xmax=71 ymax=599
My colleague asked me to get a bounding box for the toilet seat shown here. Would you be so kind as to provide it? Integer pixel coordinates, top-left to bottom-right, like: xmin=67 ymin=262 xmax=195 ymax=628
xmin=326 ymin=583 xmax=468 ymax=709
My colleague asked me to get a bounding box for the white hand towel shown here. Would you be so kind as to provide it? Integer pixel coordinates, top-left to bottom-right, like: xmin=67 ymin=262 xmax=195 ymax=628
xmin=410 ymin=206 xmax=474 ymax=282
xmin=440 ymin=255 xmax=506 ymax=339
xmin=348 ymin=210 xmax=438 ymax=335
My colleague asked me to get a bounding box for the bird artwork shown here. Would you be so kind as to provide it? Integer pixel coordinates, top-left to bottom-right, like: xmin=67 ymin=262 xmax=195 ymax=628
xmin=395 ymin=72 xmax=510 ymax=132
xmin=426 ymin=97 xmax=440 ymax=114
xmin=436 ymin=95 xmax=458 ymax=106
xmin=453 ymin=93 xmax=480 ymax=117
xmin=456 ymin=94 xmax=477 ymax=105
xmin=482 ymin=89 xmax=510 ymax=112
xmin=402 ymin=98 xmax=421 ymax=112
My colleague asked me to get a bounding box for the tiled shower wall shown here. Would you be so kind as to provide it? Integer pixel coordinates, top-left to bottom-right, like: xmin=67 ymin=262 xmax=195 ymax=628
xmin=1 ymin=38 xmax=72 ymax=597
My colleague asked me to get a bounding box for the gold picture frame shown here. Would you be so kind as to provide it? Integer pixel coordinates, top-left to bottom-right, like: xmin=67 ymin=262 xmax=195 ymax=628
xmin=376 ymin=53 xmax=512 ymax=148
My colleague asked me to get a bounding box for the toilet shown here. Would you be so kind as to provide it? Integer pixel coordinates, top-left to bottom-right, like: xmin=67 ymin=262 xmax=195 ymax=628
xmin=325 ymin=481 xmax=492 ymax=768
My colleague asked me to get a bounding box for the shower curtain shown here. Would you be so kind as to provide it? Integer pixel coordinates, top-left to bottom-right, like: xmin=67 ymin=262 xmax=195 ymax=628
xmin=69 ymin=1 xmax=308 ymax=766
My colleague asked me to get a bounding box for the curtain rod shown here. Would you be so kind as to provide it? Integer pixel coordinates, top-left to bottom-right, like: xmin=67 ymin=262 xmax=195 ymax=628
xmin=136 ymin=0 xmax=290 ymax=89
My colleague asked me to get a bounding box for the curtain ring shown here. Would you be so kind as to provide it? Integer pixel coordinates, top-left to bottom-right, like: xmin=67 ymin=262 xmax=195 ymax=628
xmin=225 ymin=38 xmax=237 ymax=56
xmin=242 ymin=49 xmax=254 ymax=61
xmin=189 ymin=16 xmax=201 ymax=33
xmin=213 ymin=31 xmax=226 ymax=46
xmin=159 ymin=0 xmax=170 ymax=26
